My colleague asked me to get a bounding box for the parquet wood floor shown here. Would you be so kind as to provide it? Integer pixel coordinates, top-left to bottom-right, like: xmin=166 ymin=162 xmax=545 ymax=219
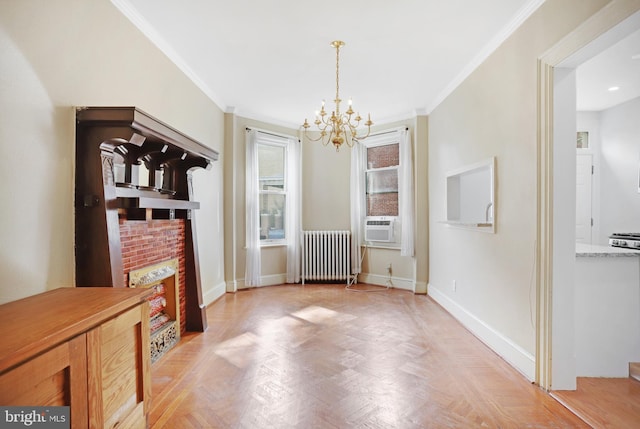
xmin=149 ymin=284 xmax=588 ymax=428
xmin=552 ymin=377 xmax=640 ymax=428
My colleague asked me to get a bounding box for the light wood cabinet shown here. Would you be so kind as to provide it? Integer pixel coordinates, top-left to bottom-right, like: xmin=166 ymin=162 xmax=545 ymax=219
xmin=0 ymin=287 xmax=152 ymax=429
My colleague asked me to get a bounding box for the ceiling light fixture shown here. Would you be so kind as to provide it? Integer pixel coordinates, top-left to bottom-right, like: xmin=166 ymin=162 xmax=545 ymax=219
xmin=608 ymin=86 xmax=620 ymax=91
xmin=302 ymin=40 xmax=373 ymax=151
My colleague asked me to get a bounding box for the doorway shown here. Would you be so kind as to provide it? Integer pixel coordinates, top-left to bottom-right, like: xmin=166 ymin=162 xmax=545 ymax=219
xmin=537 ymin=3 xmax=640 ymax=392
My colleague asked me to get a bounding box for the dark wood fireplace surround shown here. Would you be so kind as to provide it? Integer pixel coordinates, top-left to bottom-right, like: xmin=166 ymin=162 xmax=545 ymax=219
xmin=75 ymin=106 xmax=218 ymax=331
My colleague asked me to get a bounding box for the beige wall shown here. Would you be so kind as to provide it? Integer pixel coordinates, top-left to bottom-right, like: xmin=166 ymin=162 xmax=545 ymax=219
xmin=0 ymin=0 xmax=225 ymax=304
xmin=302 ymin=132 xmax=351 ymax=231
xmin=6 ymin=0 xmax=620 ymax=383
xmin=224 ymin=116 xmax=423 ymax=290
xmin=224 ymin=115 xmax=298 ymax=289
xmin=427 ymin=0 xmax=612 ymax=379
xmin=356 ymin=119 xmax=426 ymax=291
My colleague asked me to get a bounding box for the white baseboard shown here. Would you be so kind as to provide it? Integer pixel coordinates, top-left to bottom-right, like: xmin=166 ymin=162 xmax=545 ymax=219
xmin=357 ymin=273 xmax=414 ymax=291
xmin=428 ymin=283 xmax=535 ymax=382
xmin=414 ymin=281 xmax=427 ymax=295
xmin=225 ymin=280 xmax=237 ymax=293
xmin=204 ymin=281 xmax=227 ymax=306
xmin=237 ymin=273 xmax=288 ymax=290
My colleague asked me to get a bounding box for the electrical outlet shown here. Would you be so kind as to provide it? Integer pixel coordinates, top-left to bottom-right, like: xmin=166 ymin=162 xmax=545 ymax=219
xmin=453 ymin=279 xmax=457 ymax=292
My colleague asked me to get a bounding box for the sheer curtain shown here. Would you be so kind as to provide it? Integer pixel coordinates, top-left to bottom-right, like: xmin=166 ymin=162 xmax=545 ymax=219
xmin=398 ymin=128 xmax=415 ymax=256
xmin=245 ymin=129 xmax=261 ymax=286
xmin=350 ymin=142 xmax=365 ymax=274
xmin=286 ymin=137 xmax=301 ymax=283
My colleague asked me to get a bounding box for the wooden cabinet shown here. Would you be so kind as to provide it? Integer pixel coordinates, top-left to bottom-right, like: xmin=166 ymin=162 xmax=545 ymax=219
xmin=0 ymin=287 xmax=152 ymax=429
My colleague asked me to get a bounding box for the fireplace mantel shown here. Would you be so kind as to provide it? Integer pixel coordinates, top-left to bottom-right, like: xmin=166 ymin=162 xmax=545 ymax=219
xmin=75 ymin=107 xmax=219 ymax=331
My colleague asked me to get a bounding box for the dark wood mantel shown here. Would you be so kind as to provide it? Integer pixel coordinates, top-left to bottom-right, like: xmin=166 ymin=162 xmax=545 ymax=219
xmin=75 ymin=106 xmax=219 ymax=331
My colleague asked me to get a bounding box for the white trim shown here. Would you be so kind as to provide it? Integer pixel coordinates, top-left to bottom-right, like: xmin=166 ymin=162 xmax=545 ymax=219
xmin=204 ymin=281 xmax=227 ymax=306
xmin=225 ymin=280 xmax=238 ymax=293
xmin=110 ymin=0 xmax=227 ymax=111
xmin=414 ymin=281 xmax=427 ymax=295
xmin=428 ymin=283 xmax=536 ymax=381
xmin=427 ymin=0 xmax=546 ymax=113
xmin=536 ymin=0 xmax=640 ymax=391
xmin=238 ymin=274 xmax=288 ymax=290
xmin=357 ymin=273 xmax=414 ymax=291
xmin=247 ymin=127 xmax=298 ymax=142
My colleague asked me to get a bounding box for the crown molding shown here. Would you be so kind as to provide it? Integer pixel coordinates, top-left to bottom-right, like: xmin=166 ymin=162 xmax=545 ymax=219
xmin=426 ymin=0 xmax=546 ymax=113
xmin=110 ymin=0 xmax=227 ymax=112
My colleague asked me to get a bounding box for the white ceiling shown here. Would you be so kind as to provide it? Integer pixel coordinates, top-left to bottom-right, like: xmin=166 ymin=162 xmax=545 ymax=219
xmin=112 ymin=0 xmax=639 ymax=127
xmin=112 ymin=0 xmax=544 ymax=127
xmin=575 ymin=26 xmax=640 ymax=111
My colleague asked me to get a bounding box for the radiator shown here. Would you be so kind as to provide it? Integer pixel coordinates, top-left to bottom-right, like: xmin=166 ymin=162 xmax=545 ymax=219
xmin=302 ymin=230 xmax=351 ymax=284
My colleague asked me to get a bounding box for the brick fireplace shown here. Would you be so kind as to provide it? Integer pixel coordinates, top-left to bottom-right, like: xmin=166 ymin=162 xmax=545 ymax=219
xmin=74 ymin=107 xmax=219 ymax=339
xmin=120 ymin=219 xmax=187 ymax=338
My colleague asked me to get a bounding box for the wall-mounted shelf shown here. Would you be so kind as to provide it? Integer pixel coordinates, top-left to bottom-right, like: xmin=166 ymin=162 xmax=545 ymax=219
xmin=115 ymin=187 xmax=200 ymax=210
xmin=445 ymin=157 xmax=496 ymax=233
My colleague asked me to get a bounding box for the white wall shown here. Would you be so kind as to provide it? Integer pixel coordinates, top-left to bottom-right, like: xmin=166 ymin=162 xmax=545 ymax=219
xmin=0 ymin=0 xmax=225 ymax=304
xmin=552 ymin=67 xmax=578 ymax=390
xmin=598 ymin=97 xmax=640 ymax=241
xmin=575 ymin=256 xmax=640 ymax=377
xmin=427 ymin=0 xmax=611 ymax=381
xmin=578 ymin=98 xmax=640 ymax=245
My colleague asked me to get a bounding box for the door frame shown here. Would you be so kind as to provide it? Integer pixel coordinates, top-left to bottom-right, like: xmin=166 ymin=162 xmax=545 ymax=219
xmin=536 ymin=0 xmax=640 ymax=390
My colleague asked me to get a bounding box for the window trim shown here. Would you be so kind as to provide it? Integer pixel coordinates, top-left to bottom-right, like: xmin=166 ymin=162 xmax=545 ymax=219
xmin=256 ymin=136 xmax=289 ymax=246
xmin=363 ymin=139 xmax=400 ymax=219
xmin=360 ymin=132 xmax=402 ymax=246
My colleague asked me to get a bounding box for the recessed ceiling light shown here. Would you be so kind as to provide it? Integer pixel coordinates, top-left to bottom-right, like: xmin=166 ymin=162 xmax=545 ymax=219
xmin=608 ymin=86 xmax=620 ymax=91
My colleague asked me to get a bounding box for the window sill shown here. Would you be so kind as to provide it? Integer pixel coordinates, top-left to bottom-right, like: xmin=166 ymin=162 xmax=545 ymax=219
xmin=362 ymin=243 xmax=401 ymax=250
xmin=260 ymin=241 xmax=286 ymax=248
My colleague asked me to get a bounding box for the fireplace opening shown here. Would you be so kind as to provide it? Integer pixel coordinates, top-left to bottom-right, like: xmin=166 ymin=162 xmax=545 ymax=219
xmin=129 ymin=258 xmax=180 ymax=363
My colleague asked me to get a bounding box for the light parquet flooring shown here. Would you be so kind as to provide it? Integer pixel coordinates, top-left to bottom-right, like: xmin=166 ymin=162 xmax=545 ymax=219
xmin=552 ymin=377 xmax=640 ymax=428
xmin=150 ymin=284 xmax=588 ymax=428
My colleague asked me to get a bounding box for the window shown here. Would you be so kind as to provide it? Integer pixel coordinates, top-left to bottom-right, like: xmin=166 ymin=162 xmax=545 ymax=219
xmin=365 ymin=142 xmax=399 ymax=217
xmin=257 ymin=137 xmax=287 ymax=243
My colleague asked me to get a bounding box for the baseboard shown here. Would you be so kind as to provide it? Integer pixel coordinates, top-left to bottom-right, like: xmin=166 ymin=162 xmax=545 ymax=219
xmin=238 ymin=273 xmax=289 ymax=290
xmin=630 ymin=362 xmax=640 ymax=382
xmin=204 ymin=281 xmax=226 ymax=306
xmin=414 ymin=281 xmax=428 ymax=295
xmin=234 ymin=273 xmax=416 ymax=293
xmin=225 ymin=280 xmax=237 ymax=293
xmin=357 ymin=273 xmax=414 ymax=291
xmin=428 ymin=283 xmax=535 ymax=381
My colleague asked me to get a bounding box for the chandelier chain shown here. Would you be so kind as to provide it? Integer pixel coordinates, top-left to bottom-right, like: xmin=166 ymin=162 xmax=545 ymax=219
xmin=335 ymin=43 xmax=340 ymax=113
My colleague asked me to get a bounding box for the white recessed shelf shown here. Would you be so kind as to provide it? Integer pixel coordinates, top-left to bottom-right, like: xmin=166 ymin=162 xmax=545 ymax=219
xmin=444 ymin=157 xmax=496 ymax=233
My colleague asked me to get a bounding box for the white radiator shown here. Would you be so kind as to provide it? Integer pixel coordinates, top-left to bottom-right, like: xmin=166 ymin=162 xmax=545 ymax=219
xmin=302 ymin=230 xmax=351 ymax=284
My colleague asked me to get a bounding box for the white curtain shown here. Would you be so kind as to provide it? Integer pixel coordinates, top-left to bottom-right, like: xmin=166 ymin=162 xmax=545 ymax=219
xmin=245 ymin=129 xmax=261 ymax=286
xmin=350 ymin=142 xmax=365 ymax=274
xmin=286 ymin=138 xmax=301 ymax=283
xmin=398 ymin=128 xmax=415 ymax=256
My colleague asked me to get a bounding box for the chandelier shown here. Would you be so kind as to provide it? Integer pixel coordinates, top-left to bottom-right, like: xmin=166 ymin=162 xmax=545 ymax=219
xmin=302 ymin=40 xmax=373 ymax=151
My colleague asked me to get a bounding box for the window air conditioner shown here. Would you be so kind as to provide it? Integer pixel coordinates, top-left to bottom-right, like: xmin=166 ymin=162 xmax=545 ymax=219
xmin=364 ymin=218 xmax=394 ymax=242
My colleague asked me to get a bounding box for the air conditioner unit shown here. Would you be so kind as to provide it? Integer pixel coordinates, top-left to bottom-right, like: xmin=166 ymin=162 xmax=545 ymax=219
xmin=364 ymin=218 xmax=394 ymax=242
